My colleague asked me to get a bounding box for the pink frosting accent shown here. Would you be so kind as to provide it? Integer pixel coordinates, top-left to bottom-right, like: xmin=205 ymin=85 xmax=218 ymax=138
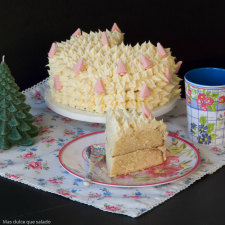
xmin=117 ymin=59 xmax=127 ymax=75
xmin=165 ymin=67 xmax=172 ymax=83
xmin=174 ymin=61 xmax=183 ymax=73
xmin=71 ymin=28 xmax=81 ymax=37
xmin=94 ymin=78 xmax=105 ymax=94
xmin=102 ymin=32 xmax=110 ymax=45
xmin=48 ymin=43 xmax=57 ymax=58
xmin=142 ymin=104 xmax=154 ymax=118
xmin=157 ymin=42 xmax=167 ymax=57
xmin=111 ymin=23 xmax=122 ymax=33
xmin=140 ymin=54 xmax=153 ymax=69
xmin=53 ymin=75 xmax=62 ymax=91
xmin=72 ymin=58 xmax=84 ymax=74
xmin=139 ymin=83 xmax=151 ymax=98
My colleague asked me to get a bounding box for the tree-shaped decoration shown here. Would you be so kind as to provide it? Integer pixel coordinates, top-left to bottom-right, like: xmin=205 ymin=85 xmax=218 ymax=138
xmin=0 ymin=56 xmax=39 ymax=150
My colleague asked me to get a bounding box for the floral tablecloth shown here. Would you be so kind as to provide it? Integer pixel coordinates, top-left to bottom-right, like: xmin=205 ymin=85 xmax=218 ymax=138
xmin=0 ymin=79 xmax=225 ymax=218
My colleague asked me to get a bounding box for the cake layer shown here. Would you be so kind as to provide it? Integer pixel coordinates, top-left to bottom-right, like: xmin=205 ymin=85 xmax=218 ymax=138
xmin=106 ymin=140 xmax=165 ymax=177
xmin=106 ymin=108 xmax=167 ymax=157
xmin=106 ymin=127 xmax=164 ymax=156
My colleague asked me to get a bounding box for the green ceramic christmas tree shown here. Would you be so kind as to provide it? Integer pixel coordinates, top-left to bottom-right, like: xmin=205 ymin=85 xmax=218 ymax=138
xmin=0 ymin=56 xmax=39 ymax=150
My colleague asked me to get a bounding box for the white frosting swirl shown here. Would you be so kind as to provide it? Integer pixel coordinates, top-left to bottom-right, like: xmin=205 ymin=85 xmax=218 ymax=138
xmin=47 ymin=28 xmax=181 ymax=114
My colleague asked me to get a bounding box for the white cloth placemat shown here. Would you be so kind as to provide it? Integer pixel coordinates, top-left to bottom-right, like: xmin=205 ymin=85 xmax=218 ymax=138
xmin=0 ymin=79 xmax=224 ymax=217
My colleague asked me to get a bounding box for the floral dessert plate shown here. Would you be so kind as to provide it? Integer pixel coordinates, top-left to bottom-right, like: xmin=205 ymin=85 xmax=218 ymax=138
xmin=45 ymin=88 xmax=179 ymax=124
xmin=59 ymin=131 xmax=200 ymax=187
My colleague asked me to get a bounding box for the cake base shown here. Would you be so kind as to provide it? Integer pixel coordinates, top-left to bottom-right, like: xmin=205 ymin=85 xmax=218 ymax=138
xmin=106 ymin=141 xmax=165 ymax=177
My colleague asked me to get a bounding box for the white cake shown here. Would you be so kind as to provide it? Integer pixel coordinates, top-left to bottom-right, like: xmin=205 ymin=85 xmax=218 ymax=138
xmin=47 ymin=23 xmax=182 ymax=114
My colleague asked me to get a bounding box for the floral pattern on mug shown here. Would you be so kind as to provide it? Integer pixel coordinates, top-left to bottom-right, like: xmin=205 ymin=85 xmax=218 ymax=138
xmin=196 ymin=92 xmax=218 ymax=111
xmin=190 ymin=116 xmax=217 ymax=144
xmin=185 ymin=83 xmax=221 ymax=112
xmin=219 ymin=96 xmax=225 ymax=103
xmin=185 ymin=81 xmax=225 ymax=145
xmin=186 ymin=96 xmax=191 ymax=104
xmin=188 ymin=89 xmax=192 ymax=95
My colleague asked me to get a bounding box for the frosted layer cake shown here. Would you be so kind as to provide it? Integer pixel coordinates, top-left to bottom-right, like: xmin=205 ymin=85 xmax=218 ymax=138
xmin=47 ymin=23 xmax=182 ymax=114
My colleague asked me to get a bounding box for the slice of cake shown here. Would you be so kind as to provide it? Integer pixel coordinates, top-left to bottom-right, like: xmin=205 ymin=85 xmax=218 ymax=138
xmin=105 ymin=106 xmax=167 ymax=177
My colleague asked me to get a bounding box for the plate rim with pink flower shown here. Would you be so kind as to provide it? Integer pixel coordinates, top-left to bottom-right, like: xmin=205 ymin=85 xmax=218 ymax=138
xmin=59 ymin=131 xmax=200 ymax=187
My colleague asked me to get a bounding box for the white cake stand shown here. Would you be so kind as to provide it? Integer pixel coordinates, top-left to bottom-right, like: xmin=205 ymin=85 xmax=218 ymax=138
xmin=45 ymin=88 xmax=179 ymax=123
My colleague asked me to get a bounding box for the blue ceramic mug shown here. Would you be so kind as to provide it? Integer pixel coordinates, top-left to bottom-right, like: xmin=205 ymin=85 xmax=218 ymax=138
xmin=185 ymin=68 xmax=225 ymax=145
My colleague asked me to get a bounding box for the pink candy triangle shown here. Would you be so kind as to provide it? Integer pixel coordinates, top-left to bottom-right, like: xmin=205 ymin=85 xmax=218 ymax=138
xmin=140 ymin=54 xmax=153 ymax=69
xmin=142 ymin=104 xmax=154 ymax=118
xmin=165 ymin=67 xmax=172 ymax=83
xmin=94 ymin=78 xmax=105 ymax=94
xmin=111 ymin=23 xmax=122 ymax=33
xmin=71 ymin=28 xmax=81 ymax=37
xmin=48 ymin=43 xmax=57 ymax=58
xmin=102 ymin=32 xmax=110 ymax=45
xmin=157 ymin=42 xmax=167 ymax=57
xmin=72 ymin=58 xmax=84 ymax=74
xmin=139 ymin=83 xmax=151 ymax=98
xmin=174 ymin=61 xmax=182 ymax=73
xmin=53 ymin=75 xmax=62 ymax=91
xmin=117 ymin=59 xmax=127 ymax=75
